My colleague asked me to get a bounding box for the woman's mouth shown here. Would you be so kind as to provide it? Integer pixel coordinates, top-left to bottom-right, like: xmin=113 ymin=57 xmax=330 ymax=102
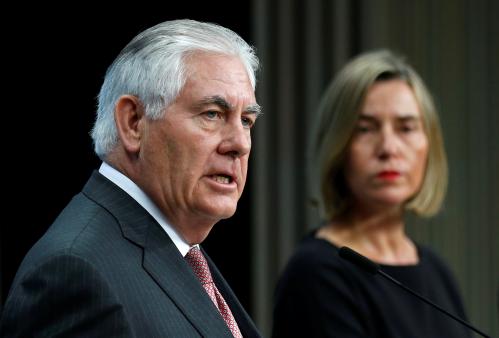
xmin=377 ymin=171 xmax=400 ymax=180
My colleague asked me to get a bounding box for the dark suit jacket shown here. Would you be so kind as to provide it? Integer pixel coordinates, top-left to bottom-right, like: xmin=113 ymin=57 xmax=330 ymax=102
xmin=0 ymin=171 xmax=261 ymax=337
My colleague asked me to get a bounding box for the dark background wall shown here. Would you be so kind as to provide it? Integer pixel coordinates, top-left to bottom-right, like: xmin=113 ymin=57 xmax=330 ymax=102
xmin=250 ymin=0 xmax=498 ymax=336
xmin=1 ymin=3 xmax=254 ymax=316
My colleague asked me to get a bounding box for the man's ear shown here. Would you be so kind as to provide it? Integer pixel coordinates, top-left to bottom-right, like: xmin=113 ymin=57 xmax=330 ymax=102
xmin=114 ymin=95 xmax=145 ymax=154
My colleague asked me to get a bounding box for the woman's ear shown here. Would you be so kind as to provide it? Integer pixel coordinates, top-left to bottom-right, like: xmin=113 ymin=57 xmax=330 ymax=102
xmin=114 ymin=95 xmax=145 ymax=154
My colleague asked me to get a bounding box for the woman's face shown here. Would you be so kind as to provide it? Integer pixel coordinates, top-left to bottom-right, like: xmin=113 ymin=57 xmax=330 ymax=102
xmin=344 ymin=79 xmax=428 ymax=212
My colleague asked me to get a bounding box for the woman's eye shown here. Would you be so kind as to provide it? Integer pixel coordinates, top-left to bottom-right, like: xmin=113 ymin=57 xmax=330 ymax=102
xmin=400 ymin=123 xmax=418 ymax=133
xmin=355 ymin=125 xmax=373 ymax=133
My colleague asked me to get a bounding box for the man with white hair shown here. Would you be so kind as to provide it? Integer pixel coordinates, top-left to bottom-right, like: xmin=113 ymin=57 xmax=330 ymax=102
xmin=1 ymin=19 xmax=262 ymax=337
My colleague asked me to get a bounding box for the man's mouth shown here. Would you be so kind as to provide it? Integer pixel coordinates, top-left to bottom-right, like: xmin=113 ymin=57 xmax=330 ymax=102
xmin=211 ymin=174 xmax=233 ymax=184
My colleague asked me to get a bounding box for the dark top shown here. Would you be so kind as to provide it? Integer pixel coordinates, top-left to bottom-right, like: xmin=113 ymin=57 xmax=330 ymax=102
xmin=272 ymin=230 xmax=470 ymax=338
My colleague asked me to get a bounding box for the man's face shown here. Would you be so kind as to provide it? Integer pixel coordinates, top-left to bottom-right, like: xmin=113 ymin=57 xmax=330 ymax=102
xmin=137 ymin=53 xmax=259 ymax=239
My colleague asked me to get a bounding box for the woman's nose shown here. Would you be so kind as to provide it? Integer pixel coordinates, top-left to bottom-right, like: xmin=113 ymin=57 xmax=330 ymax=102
xmin=377 ymin=127 xmax=401 ymax=160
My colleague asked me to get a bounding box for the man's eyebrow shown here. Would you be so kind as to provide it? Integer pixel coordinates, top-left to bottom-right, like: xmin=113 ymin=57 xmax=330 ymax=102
xmin=196 ymin=95 xmax=263 ymax=118
xmin=195 ymin=95 xmax=231 ymax=110
xmin=245 ymin=104 xmax=262 ymax=118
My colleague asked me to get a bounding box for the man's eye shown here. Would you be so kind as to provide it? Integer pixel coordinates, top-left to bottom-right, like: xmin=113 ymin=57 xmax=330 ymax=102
xmin=242 ymin=117 xmax=254 ymax=128
xmin=204 ymin=111 xmax=220 ymax=119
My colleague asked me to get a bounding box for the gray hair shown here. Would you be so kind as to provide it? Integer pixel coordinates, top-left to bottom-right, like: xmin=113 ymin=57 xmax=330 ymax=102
xmin=91 ymin=19 xmax=259 ymax=158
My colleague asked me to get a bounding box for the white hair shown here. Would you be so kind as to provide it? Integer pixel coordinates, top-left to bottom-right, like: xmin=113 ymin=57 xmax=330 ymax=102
xmin=91 ymin=19 xmax=259 ymax=158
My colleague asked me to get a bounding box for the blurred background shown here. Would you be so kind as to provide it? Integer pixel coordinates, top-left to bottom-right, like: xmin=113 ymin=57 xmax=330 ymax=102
xmin=2 ymin=1 xmax=497 ymax=337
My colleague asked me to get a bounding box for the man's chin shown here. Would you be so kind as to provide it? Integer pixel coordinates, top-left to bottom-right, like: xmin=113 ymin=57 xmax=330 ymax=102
xmin=214 ymin=207 xmax=237 ymax=220
xmin=213 ymin=207 xmax=236 ymax=219
xmin=202 ymin=204 xmax=237 ymax=220
xmin=194 ymin=195 xmax=239 ymax=220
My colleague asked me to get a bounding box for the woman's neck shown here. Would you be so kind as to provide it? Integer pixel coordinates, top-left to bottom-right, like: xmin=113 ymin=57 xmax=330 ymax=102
xmin=317 ymin=210 xmax=419 ymax=265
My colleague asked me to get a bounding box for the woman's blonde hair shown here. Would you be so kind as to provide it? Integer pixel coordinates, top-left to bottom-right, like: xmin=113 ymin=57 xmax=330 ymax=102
xmin=311 ymin=49 xmax=448 ymax=220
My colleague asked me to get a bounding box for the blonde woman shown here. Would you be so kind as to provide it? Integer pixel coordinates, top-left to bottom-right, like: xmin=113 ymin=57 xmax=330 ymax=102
xmin=272 ymin=50 xmax=469 ymax=338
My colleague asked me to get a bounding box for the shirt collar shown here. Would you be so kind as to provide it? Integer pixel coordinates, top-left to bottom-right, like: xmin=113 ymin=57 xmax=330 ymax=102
xmin=98 ymin=161 xmax=192 ymax=256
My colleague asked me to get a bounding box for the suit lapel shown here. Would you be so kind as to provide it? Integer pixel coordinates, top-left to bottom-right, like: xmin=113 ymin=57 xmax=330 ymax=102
xmin=82 ymin=171 xmax=233 ymax=337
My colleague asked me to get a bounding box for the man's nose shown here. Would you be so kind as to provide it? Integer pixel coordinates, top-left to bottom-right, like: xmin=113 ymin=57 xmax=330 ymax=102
xmin=218 ymin=122 xmax=251 ymax=158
